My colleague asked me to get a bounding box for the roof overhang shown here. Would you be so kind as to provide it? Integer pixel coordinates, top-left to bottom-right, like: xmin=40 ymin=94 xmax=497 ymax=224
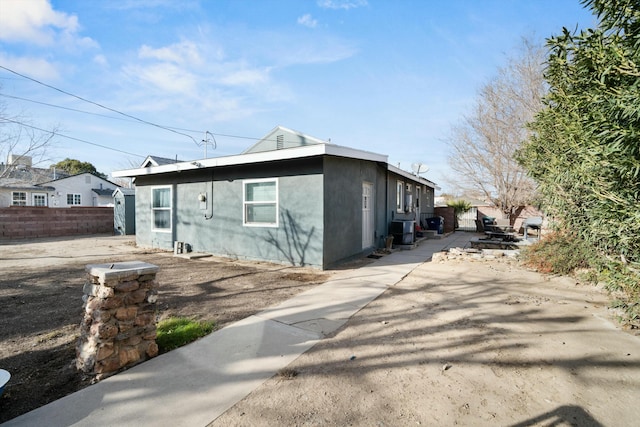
xmin=113 ymin=144 xmax=388 ymax=178
xmin=388 ymin=164 xmax=440 ymax=190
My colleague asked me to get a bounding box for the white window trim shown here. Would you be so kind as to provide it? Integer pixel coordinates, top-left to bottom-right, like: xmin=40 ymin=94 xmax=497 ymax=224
xmin=151 ymin=185 xmax=172 ymax=233
xmin=12 ymin=191 xmax=27 ymax=206
xmin=67 ymin=193 xmax=82 ymax=205
xmin=243 ymin=178 xmax=279 ymax=228
xmin=396 ymin=180 xmax=404 ymax=213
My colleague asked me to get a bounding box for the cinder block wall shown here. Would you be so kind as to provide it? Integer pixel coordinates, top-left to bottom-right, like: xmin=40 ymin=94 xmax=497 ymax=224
xmin=0 ymin=207 xmax=114 ymax=239
xmin=434 ymin=206 xmax=456 ymax=234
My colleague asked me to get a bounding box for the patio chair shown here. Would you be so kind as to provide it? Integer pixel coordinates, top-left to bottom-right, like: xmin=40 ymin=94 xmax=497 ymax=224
xmin=522 ymin=216 xmax=543 ymax=240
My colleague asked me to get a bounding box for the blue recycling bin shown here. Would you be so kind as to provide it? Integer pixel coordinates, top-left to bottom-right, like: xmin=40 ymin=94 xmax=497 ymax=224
xmin=426 ymin=216 xmax=444 ymax=234
xmin=482 ymin=216 xmax=495 ymax=227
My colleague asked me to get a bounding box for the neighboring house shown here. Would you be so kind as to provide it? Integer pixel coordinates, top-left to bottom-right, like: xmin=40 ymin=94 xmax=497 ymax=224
xmin=0 ymin=155 xmax=68 ymax=207
xmin=113 ymin=126 xmax=439 ymax=269
xmin=40 ymin=173 xmax=121 ymax=207
xmin=1 ymin=155 xmax=121 ymax=208
xmin=139 ymin=155 xmax=183 ymax=168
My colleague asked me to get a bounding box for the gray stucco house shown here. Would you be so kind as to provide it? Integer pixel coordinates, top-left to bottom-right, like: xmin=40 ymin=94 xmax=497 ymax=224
xmin=113 ymin=126 xmax=438 ymax=269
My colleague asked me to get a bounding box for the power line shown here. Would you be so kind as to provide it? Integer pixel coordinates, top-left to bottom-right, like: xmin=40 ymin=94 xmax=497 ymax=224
xmin=0 ymin=93 xmax=132 ymax=122
xmin=0 ymin=66 xmax=309 ymax=145
xmin=1 ymin=117 xmax=146 ymax=158
xmin=0 ymin=64 xmax=199 ymax=145
xmin=1 ymin=91 xmax=269 ymax=143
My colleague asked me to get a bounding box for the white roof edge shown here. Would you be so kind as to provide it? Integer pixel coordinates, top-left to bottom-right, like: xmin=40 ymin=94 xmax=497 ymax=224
xmin=113 ymin=143 xmax=388 ymax=178
xmin=388 ymin=164 xmax=439 ymax=190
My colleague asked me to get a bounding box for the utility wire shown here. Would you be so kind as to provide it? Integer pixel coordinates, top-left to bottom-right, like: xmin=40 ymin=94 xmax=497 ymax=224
xmin=0 ymin=64 xmax=199 ymax=145
xmin=1 ymin=117 xmax=146 ymax=158
xmin=1 ymin=66 xmax=323 ymax=145
xmin=1 ymin=91 xmax=276 ymax=143
xmin=0 ymin=93 xmax=132 ymax=122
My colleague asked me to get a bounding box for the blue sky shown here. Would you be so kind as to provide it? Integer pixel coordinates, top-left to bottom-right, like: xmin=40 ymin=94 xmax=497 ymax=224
xmin=0 ymin=0 xmax=596 ymax=192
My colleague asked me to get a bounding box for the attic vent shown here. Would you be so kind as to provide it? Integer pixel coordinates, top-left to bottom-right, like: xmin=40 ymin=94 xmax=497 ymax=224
xmin=276 ymin=135 xmax=284 ymax=150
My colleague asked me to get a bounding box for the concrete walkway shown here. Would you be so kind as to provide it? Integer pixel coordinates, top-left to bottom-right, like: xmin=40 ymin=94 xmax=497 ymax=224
xmin=3 ymin=233 xmax=473 ymax=427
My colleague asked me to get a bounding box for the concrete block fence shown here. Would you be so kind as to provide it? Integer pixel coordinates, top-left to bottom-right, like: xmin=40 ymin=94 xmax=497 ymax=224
xmin=0 ymin=207 xmax=113 ymax=239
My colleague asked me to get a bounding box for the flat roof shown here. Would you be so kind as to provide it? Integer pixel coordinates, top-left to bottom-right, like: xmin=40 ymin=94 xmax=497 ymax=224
xmin=112 ymin=143 xmax=438 ymax=189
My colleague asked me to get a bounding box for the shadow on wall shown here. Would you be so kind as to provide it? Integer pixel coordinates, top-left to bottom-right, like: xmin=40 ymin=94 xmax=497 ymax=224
xmin=263 ymin=210 xmax=315 ymax=267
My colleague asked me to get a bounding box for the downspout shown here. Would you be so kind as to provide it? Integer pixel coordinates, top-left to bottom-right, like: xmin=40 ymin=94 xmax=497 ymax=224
xmin=204 ymin=169 xmax=214 ymax=220
xmin=385 ymin=163 xmax=389 ymax=246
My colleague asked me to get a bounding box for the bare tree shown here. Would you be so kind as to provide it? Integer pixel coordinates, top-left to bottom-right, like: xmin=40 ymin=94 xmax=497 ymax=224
xmin=445 ymin=38 xmax=546 ymax=217
xmin=0 ymin=92 xmax=58 ymax=178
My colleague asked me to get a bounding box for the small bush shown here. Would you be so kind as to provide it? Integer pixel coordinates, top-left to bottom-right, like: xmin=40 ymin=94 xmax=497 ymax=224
xmin=156 ymin=317 xmax=215 ymax=353
xmin=523 ymin=231 xmax=640 ymax=327
xmin=521 ymin=231 xmax=596 ymax=275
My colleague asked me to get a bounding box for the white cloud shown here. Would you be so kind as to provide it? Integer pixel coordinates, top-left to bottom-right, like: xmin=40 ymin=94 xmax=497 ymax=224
xmin=219 ymin=67 xmax=270 ymax=86
xmin=124 ymin=62 xmax=198 ymax=95
xmin=0 ymin=0 xmax=90 ymax=46
xmin=93 ymin=54 xmax=108 ymax=66
xmin=0 ymin=53 xmax=60 ymax=80
xmin=297 ymin=14 xmax=318 ymax=28
xmin=138 ymin=40 xmax=203 ymax=66
xmin=318 ymin=0 xmax=368 ymax=10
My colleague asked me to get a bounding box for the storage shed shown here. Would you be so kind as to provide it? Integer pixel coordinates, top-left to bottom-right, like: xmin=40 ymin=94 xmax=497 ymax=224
xmin=113 ymin=188 xmax=136 ymax=235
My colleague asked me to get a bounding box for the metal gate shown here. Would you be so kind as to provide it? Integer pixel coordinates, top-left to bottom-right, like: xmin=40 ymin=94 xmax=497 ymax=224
xmin=457 ymin=207 xmax=478 ymax=231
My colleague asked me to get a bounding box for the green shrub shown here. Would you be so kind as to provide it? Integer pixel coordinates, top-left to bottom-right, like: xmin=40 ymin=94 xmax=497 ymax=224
xmin=156 ymin=317 xmax=215 ymax=353
xmin=522 ymin=231 xmax=596 ymax=275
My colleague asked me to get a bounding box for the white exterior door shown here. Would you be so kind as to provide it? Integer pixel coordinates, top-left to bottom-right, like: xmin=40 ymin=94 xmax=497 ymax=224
xmin=32 ymin=193 xmax=47 ymax=207
xmin=362 ymin=182 xmax=374 ymax=248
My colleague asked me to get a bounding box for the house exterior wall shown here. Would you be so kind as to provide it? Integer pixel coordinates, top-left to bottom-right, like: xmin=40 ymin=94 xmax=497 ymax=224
xmin=47 ymin=174 xmax=118 ymax=207
xmin=134 ymin=158 xmax=326 ymax=268
xmin=322 ymin=157 xmax=386 ymax=267
xmin=385 ymin=171 xmax=437 ymax=236
xmin=244 ymin=126 xmax=324 ymax=154
xmin=0 ymin=188 xmax=53 ymax=207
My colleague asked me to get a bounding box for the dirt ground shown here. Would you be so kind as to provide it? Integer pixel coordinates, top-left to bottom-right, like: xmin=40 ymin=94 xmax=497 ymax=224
xmin=0 ymin=234 xmax=332 ymax=424
xmin=212 ymin=255 xmax=640 ymax=427
xmin=2 ymin=235 xmax=640 ymax=426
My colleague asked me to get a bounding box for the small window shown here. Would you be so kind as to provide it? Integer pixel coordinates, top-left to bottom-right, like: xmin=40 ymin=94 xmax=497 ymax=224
xmin=152 ymin=186 xmax=172 ymax=231
xmin=12 ymin=192 xmax=27 ymax=206
xmin=243 ymin=179 xmax=278 ymax=227
xmin=396 ymin=181 xmax=404 ymax=213
xmin=67 ymin=194 xmax=82 ymax=205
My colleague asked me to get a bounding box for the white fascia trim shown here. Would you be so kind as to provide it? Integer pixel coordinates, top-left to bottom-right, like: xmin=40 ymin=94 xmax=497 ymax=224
xmin=112 ymin=144 xmax=389 ymax=178
xmin=388 ymin=164 xmax=440 ymax=190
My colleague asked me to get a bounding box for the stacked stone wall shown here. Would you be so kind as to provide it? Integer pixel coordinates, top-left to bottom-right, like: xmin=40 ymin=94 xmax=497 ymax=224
xmin=77 ymin=261 xmax=159 ymax=380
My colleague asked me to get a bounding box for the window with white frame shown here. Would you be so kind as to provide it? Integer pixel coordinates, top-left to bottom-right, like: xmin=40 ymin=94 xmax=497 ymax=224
xmin=151 ymin=186 xmax=172 ymax=231
xmin=12 ymin=192 xmax=26 ymax=206
xmin=243 ymin=178 xmax=278 ymax=227
xmin=33 ymin=194 xmax=47 ymax=207
xmin=396 ymin=180 xmax=404 ymax=213
xmin=67 ymin=193 xmax=81 ymax=205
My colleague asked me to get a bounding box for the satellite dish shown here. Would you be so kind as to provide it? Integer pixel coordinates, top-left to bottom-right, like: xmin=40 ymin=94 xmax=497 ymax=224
xmin=411 ymin=162 xmax=429 ymax=175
